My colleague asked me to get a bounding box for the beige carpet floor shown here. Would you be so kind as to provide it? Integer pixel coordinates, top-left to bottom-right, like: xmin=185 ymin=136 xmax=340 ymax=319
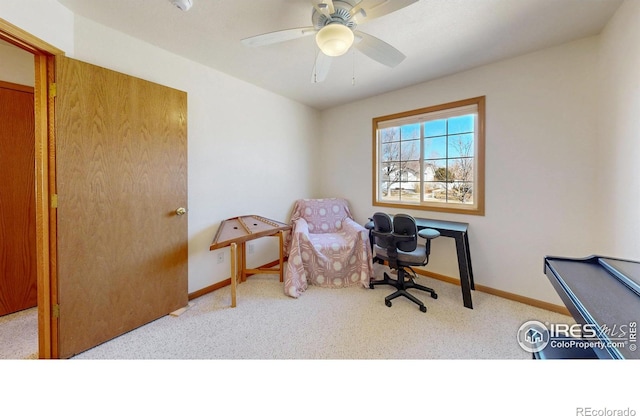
xmin=2 ymin=265 xmax=575 ymax=360
xmin=71 ymin=265 xmax=574 ymax=360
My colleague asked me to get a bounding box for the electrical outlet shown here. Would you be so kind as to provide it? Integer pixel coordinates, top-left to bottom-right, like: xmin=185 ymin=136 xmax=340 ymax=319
xmin=217 ymin=252 xmax=224 ymax=264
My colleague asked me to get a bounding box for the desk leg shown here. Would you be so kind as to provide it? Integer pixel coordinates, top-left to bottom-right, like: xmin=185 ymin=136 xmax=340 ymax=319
xmin=464 ymin=232 xmax=475 ymax=290
xmin=230 ymin=243 xmax=237 ymax=308
xmin=455 ymin=234 xmax=473 ymax=309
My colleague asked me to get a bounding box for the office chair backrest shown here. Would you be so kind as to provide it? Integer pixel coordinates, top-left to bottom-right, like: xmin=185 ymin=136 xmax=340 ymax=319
xmin=372 ymin=212 xmax=393 ymax=249
xmin=393 ymin=214 xmax=418 ymax=252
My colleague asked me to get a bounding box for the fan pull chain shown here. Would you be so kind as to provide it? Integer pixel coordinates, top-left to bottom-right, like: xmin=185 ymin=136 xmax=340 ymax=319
xmin=352 ymin=49 xmax=356 ymax=86
xmin=312 ymin=47 xmax=318 ymax=84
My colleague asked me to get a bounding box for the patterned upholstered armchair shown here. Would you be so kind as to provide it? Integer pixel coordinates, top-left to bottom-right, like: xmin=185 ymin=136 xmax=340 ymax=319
xmin=284 ymin=198 xmax=374 ymax=298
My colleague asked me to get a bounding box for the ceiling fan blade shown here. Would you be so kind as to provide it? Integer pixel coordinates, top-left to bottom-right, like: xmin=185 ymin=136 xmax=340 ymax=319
xmin=311 ymin=0 xmax=335 ymax=18
xmin=354 ymin=30 xmax=406 ymax=67
xmin=311 ymin=51 xmax=333 ymax=83
xmin=241 ymin=27 xmax=316 ymax=48
xmin=350 ymin=0 xmax=418 ymax=24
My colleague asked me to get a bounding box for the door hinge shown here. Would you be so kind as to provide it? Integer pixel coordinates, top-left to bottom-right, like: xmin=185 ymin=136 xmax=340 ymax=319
xmin=52 ymin=304 xmax=60 ymax=318
xmin=51 ymin=194 xmax=58 ymax=208
xmin=49 ymin=83 xmax=57 ymax=98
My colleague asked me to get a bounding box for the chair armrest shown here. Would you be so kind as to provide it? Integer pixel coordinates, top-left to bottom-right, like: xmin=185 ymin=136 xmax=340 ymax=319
xmin=292 ymin=217 xmax=309 ymax=235
xmin=342 ymin=217 xmax=367 ymax=234
xmin=418 ymin=228 xmax=440 ymax=240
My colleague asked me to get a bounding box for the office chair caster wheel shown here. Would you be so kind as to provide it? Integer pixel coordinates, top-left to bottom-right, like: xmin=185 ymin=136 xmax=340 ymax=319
xmin=369 ymin=283 xmax=374 ymax=289
xmin=385 ymin=300 xmax=392 ymax=307
xmin=420 ymin=305 xmax=427 ymax=313
xmin=431 ymin=293 xmax=438 ymax=299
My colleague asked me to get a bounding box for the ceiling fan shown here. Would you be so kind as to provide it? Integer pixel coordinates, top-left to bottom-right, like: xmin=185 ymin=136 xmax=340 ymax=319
xmin=241 ymin=0 xmax=418 ymax=82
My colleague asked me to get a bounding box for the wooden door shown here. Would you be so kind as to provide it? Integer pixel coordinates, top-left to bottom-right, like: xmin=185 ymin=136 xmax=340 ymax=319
xmin=55 ymin=56 xmax=188 ymax=358
xmin=0 ymin=81 xmax=37 ymax=316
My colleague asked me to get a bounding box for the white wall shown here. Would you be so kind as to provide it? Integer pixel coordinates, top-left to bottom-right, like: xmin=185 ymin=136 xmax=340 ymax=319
xmin=1 ymin=2 xmax=321 ymax=294
xmin=0 ymin=0 xmax=74 ymax=54
xmin=319 ymin=37 xmax=602 ymax=306
xmin=597 ymin=0 xmax=640 ymax=259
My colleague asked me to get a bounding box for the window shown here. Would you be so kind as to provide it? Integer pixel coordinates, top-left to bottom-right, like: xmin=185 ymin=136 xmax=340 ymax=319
xmin=373 ymin=96 xmax=485 ymax=215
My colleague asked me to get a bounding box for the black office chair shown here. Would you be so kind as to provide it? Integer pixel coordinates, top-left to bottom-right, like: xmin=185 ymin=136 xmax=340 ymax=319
xmin=369 ymin=212 xmax=439 ymax=313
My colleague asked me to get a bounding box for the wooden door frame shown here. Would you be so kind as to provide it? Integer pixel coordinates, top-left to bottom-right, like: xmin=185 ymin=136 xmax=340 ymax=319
xmin=0 ymin=18 xmax=63 ymax=358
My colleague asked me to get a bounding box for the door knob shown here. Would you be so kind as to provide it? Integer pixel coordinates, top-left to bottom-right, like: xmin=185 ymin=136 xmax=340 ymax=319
xmin=175 ymin=207 xmax=187 ymax=216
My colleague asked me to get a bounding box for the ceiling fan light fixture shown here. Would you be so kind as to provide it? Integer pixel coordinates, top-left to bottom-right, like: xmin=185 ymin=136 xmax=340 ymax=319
xmin=315 ymin=23 xmax=354 ymax=57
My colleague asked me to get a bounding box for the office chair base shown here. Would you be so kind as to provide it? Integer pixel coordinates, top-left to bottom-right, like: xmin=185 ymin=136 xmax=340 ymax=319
xmin=384 ymin=299 xmax=427 ymax=312
xmin=385 ymin=297 xmax=427 ymax=313
xmin=370 ymin=271 xmax=437 ymax=313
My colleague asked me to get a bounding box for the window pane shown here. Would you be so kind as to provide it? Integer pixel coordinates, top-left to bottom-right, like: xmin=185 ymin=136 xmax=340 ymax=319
xmin=381 ymin=180 xmax=421 ymax=202
xmin=401 ymin=123 xmax=420 ymax=140
xmin=424 ymin=119 xmax=446 ymax=137
xmin=424 ymin=185 xmax=441 ymax=202
xmin=426 ymin=159 xmax=452 ymax=181
xmin=449 ymin=157 xmax=474 ymax=183
xmin=385 ymin=180 xmax=419 ymax=201
xmin=380 ymin=127 xmax=400 ymax=144
xmin=404 ymin=160 xmax=421 ymax=177
xmin=400 ymin=139 xmax=420 ymax=161
xmin=400 ymin=167 xmax=419 ymax=182
xmin=424 ymin=136 xmax=446 ymax=159
xmin=399 ymin=181 xmax=420 ymax=202
xmin=380 ymin=181 xmax=400 ymax=202
xmin=381 ymin=142 xmax=400 ymax=162
xmin=451 ymin=182 xmax=473 ymax=204
xmin=423 ymin=181 xmax=448 ymax=202
xmin=381 ymin=162 xmax=400 ymax=183
xmin=448 ymin=115 xmax=475 ymax=134
xmin=448 ymin=133 xmax=474 ymax=158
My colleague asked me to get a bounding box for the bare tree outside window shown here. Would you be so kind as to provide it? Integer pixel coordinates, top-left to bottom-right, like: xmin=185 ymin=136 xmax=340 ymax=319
xmin=380 ymin=127 xmax=420 ymax=201
xmin=379 ymin=127 xmax=401 ymax=197
xmin=449 ymin=135 xmax=474 ymax=203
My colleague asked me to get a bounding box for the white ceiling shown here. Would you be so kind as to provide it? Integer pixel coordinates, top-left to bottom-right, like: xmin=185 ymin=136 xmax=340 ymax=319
xmin=56 ymin=0 xmax=622 ymax=110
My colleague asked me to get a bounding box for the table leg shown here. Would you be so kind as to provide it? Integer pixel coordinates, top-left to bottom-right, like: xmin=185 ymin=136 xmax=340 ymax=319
xmin=239 ymin=242 xmax=247 ymax=282
xmin=230 ymin=243 xmax=237 ymax=308
xmin=455 ymin=234 xmax=474 ymax=309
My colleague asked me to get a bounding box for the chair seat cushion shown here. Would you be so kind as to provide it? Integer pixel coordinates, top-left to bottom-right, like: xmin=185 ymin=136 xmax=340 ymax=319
xmin=304 ymin=232 xmax=363 ymax=286
xmin=374 ymin=244 xmax=427 ymax=266
xmin=286 ymin=229 xmax=371 ymax=296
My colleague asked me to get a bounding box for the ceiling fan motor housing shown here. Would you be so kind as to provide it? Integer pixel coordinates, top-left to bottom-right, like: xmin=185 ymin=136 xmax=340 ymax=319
xmin=313 ymin=0 xmax=358 ymax=30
